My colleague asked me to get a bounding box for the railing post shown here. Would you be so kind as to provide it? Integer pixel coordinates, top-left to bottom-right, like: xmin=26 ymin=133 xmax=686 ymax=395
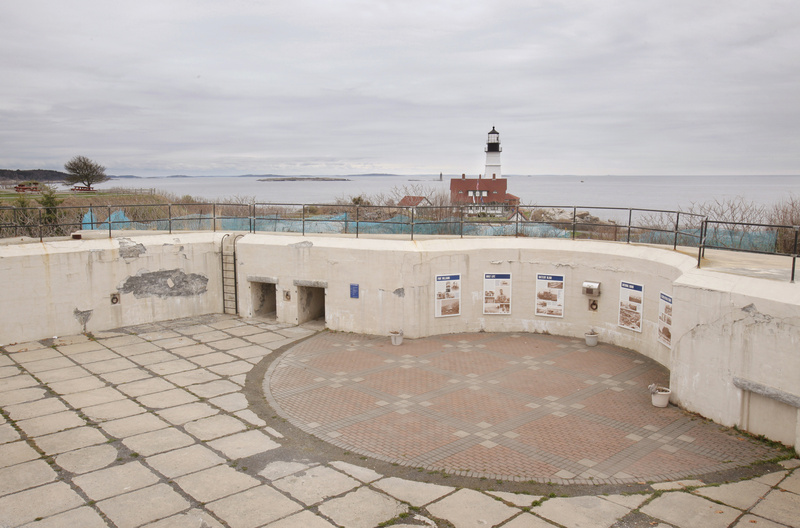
xmin=168 ymin=204 xmax=172 ymax=234
xmin=515 ymin=208 xmax=519 ymax=237
xmin=460 ymin=207 xmax=464 ymax=238
xmin=302 ymin=205 xmax=306 ymax=236
xmin=697 ymin=219 xmax=705 ymax=268
xmin=38 ymin=208 xmax=43 ymax=242
xmin=13 ymin=207 xmax=18 ymax=237
xmin=791 ymin=226 xmax=798 ymax=283
xmin=108 ymin=205 xmax=112 ymax=238
xmin=673 ymin=212 xmax=681 ymax=250
xmin=411 ymin=208 xmax=415 ymax=241
xmin=572 ymin=207 xmax=577 ymax=240
xmin=213 ymin=203 xmax=216 ymax=232
xmin=356 ymin=205 xmax=359 ymax=238
xmin=626 ymin=209 xmax=632 ymax=243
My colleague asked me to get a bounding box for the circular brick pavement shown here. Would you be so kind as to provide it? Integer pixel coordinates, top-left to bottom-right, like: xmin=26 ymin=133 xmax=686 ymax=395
xmin=264 ymin=332 xmax=782 ymax=484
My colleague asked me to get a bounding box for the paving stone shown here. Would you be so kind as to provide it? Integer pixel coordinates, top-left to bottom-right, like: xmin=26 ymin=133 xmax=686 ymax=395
xmin=18 ymin=505 xmax=109 ymax=528
xmin=190 ymin=352 xmax=236 ymax=367
xmin=5 ymin=397 xmax=69 ymax=420
xmin=0 ymin=386 xmax=47 ymax=406
xmin=0 ymin=481 xmax=84 ymax=527
xmin=165 ymin=368 xmax=221 ymax=386
xmin=0 ymin=373 xmax=39 ymax=392
xmin=100 ymin=367 xmax=152 ymax=384
xmin=52 ymin=334 xmax=91 ymax=346
xmin=47 ymin=375 xmax=106 ymax=394
xmin=37 ymin=365 xmax=92 ymax=383
xmin=226 ymin=325 xmax=263 ymax=337
xmin=262 ymin=510 xmax=337 ymax=528
xmin=750 ymin=488 xmax=800 ymax=526
xmin=427 ymin=488 xmax=517 ymax=528
xmin=187 ymin=379 xmax=240 ymax=398
xmin=487 ymin=491 xmax=543 ymax=507
xmin=101 ymin=412 xmax=170 ymax=438
xmin=501 ymin=513 xmax=561 ymax=528
xmin=207 ymin=360 xmax=254 ymax=377
xmin=641 ymin=492 xmax=740 ymax=528
xmin=330 ymin=460 xmax=383 ymax=483
xmin=732 ymin=513 xmax=792 ymax=528
xmin=0 ymin=424 xmax=17 ymax=445
xmin=779 ymin=459 xmax=800 ymax=469
xmin=274 ymin=466 xmax=360 ymax=505
xmin=55 ymin=443 xmax=119 ymax=474
xmin=56 ymin=340 xmax=108 ymax=355
xmin=171 ymin=343 xmax=216 ymax=358
xmin=0 ymin=440 xmax=40 ymax=468
xmin=206 ymin=484 xmax=303 ymax=528
xmin=0 ymin=459 xmax=56 ymax=495
xmin=62 ymin=386 xmax=127 ymax=408
xmin=129 ymin=350 xmax=181 ymax=366
xmin=533 ymin=495 xmax=632 ymax=528
xmin=16 ymin=410 xmax=85 ymax=437
xmin=175 ymin=464 xmax=260 ymax=502
xmin=98 ymin=483 xmax=191 ymax=528
xmin=695 ymin=480 xmax=772 ymax=510
xmin=318 ymin=487 xmax=407 ymax=528
xmin=755 ymin=470 xmax=788 ymax=487
xmin=259 ymin=461 xmax=311 ymax=480
xmin=208 ymin=430 xmax=280 ymax=459
xmin=84 ymin=357 xmax=138 ymax=374
xmin=651 ymin=479 xmax=705 ymax=491
xmin=229 ymin=374 xmax=247 ymax=385
xmin=22 ymin=356 xmax=76 ymax=373
xmin=193 ymin=330 xmax=232 ymax=343
xmin=234 ymin=409 xmax=267 ymax=426
xmin=227 ymin=344 xmax=274 ymax=360
xmin=245 ymin=332 xmax=287 ymax=345
xmin=151 ymin=336 xmax=197 ymax=349
xmin=10 ymin=348 xmax=60 ymax=363
xmin=210 ymin=338 xmax=250 ymax=351
xmin=69 ymin=349 xmax=120 ymax=364
xmin=184 ymin=414 xmax=247 ymax=441
xmin=146 ymin=443 xmax=226 ymax=478
xmin=114 ymin=342 xmax=161 ymax=356
xmin=118 ymin=377 xmax=177 ymax=397
xmin=148 ymin=359 xmax=198 ymax=375
xmin=83 ymin=399 xmax=146 ymax=421
xmin=73 ymin=461 xmax=160 ymax=500
xmin=0 ymin=355 xmax=12 ymax=367
xmin=34 ymin=425 xmax=108 ymax=455
xmin=373 ymin=477 xmax=455 ymax=507
xmin=136 ymin=388 xmax=198 ymax=409
xmin=142 ymin=508 xmax=226 ymax=528
xmin=122 ymin=427 xmax=195 ymax=456
xmin=209 ymin=392 xmax=248 ymax=412
xmin=156 ymin=402 xmax=219 ymax=425
xmin=600 ymin=493 xmax=650 ymax=509
xmin=779 ymin=470 xmax=800 ymax=494
xmin=0 ymin=365 xmax=21 ymax=378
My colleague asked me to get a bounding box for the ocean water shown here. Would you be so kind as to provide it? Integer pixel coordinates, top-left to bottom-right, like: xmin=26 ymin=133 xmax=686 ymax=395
xmin=96 ymin=174 xmax=798 ymax=212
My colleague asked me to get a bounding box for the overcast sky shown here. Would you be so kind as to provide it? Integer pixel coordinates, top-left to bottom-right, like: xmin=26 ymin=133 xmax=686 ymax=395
xmin=1 ymin=1 xmax=799 ymax=177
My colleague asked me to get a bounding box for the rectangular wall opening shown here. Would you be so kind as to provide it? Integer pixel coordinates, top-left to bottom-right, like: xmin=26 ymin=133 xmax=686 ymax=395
xmin=252 ymin=282 xmax=277 ymax=319
xmin=297 ymin=285 xmax=325 ymax=324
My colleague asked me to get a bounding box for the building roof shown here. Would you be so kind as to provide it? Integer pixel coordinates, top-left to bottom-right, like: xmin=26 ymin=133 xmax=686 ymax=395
xmin=397 ymin=195 xmax=428 ymax=207
xmin=449 ymin=176 xmax=518 ymax=205
xmin=489 ymin=126 xmax=499 ymax=135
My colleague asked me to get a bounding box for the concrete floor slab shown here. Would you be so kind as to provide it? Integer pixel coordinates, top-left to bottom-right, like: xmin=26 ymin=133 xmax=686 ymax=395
xmin=501 ymin=513 xmax=562 ymax=528
xmin=61 ymin=386 xmax=127 ymax=408
xmin=0 ymin=481 xmax=84 ymax=527
xmin=135 ymin=388 xmax=199 ymax=409
xmin=732 ymin=514 xmax=794 ymax=528
xmin=143 ymin=508 xmax=226 ymax=528
xmin=97 ymin=483 xmax=191 ymax=528
xmin=641 ymin=492 xmax=741 ymax=528
xmin=780 ymin=470 xmax=800 ymax=494
xmin=82 ymin=398 xmax=146 ymax=421
xmin=206 ymin=485 xmax=303 ymax=528
xmin=156 ymin=401 xmax=219 ymax=425
xmin=373 ymin=476 xmax=455 ymax=507
xmin=428 ymin=489 xmax=518 ymax=528
xmin=122 ymin=427 xmax=195 ymax=456
xmin=0 ymin=459 xmax=57 ymax=495
xmin=19 ymin=505 xmax=109 ymax=528
xmin=175 ymin=464 xmax=260 ymax=502
xmin=208 ymin=429 xmax=280 ymax=459
xmin=99 ymin=367 xmax=151 ymax=384
xmin=54 ymin=443 xmax=119 ymax=474
xmin=263 ymin=510 xmax=337 ymax=528
xmin=330 ymin=460 xmax=383 ymax=483
xmin=0 ymin=440 xmax=40 ymax=468
xmin=694 ymin=479 xmax=773 ymax=510
xmin=148 ymin=358 xmax=198 ymax=375
xmin=117 ymin=377 xmax=177 ymax=397
xmin=34 ymin=425 xmax=108 ymax=455
xmin=146 ymin=443 xmax=226 ymax=478
xmin=164 ymin=368 xmax=221 ymax=386
xmin=259 ymin=461 xmax=312 ymax=481
xmin=16 ymin=409 xmax=85 ymax=436
xmin=186 ymin=379 xmax=240 ymax=398
xmin=533 ymin=495 xmax=631 ymax=528
xmin=101 ymin=412 xmax=170 ymax=438
xmin=0 ymin=373 xmax=40 ymax=392
xmin=73 ymin=461 xmax=160 ymax=500
xmin=487 ymin=490 xmax=543 ymax=507
xmin=47 ymin=375 xmax=106 ymax=395
xmin=184 ymin=414 xmax=247 ymax=441
xmin=274 ymin=465 xmax=360 ymax=505
xmin=209 ymin=392 xmax=248 ymax=412
xmin=0 ymin=386 xmax=46 ymax=406
xmin=5 ymin=396 xmax=69 ymax=420
xmin=318 ymin=487 xmax=407 ymax=528
xmin=750 ymin=489 xmax=800 ymax=527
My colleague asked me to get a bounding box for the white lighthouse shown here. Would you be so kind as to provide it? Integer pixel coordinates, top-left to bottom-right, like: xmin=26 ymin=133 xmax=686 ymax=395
xmin=484 ymin=126 xmax=502 ymax=178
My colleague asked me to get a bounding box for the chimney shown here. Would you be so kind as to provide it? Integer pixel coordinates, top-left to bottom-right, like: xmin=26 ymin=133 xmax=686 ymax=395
xmin=462 ymin=174 xmax=465 ymax=179
xmin=492 ymin=173 xmax=496 ymax=179
xmin=479 ymin=174 xmax=482 ymax=179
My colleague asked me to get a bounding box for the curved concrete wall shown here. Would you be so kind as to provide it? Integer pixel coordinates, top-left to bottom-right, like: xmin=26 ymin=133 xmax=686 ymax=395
xmin=2 ymin=233 xmax=798 ymax=451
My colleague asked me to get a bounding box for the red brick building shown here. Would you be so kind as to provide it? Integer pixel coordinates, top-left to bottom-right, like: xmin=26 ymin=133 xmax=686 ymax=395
xmin=450 ymin=174 xmax=519 ymax=214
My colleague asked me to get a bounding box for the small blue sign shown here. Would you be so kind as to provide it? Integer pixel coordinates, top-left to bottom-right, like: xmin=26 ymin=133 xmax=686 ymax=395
xmin=350 ymin=284 xmax=359 ymax=299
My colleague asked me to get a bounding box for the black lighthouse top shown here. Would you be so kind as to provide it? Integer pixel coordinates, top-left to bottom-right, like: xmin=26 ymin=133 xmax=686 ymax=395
xmin=486 ymin=127 xmax=501 ymax=153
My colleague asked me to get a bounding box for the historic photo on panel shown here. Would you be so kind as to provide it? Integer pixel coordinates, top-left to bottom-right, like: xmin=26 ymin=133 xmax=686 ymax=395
xmin=535 ymin=274 xmax=565 ymax=317
xmin=618 ymin=281 xmax=644 ymax=332
xmin=484 ymin=273 xmax=512 ymax=314
xmin=435 ymin=274 xmax=461 ymax=317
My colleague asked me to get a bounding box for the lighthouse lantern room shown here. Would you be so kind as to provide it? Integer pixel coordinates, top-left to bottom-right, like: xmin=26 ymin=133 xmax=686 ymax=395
xmin=484 ymin=126 xmax=502 ymax=178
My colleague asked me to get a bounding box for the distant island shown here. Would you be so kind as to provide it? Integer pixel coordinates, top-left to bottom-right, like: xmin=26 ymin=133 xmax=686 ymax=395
xmin=257 ymin=177 xmax=351 ymax=182
xmin=0 ymin=169 xmax=68 ymax=181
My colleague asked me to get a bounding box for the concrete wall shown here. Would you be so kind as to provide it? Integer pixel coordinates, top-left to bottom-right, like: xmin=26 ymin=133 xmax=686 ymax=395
xmin=0 ymin=233 xmax=223 ymax=344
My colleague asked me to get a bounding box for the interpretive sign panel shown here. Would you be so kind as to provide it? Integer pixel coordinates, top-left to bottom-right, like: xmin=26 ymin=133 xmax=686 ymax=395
xmin=483 ymin=273 xmax=511 ymax=314
xmin=658 ymin=292 xmax=673 ymax=348
xmin=619 ymin=281 xmax=644 ymax=332
xmin=434 ymin=274 xmax=461 ymax=317
xmin=535 ymin=274 xmax=565 ymax=317
xmin=350 ymin=284 xmax=359 ymax=299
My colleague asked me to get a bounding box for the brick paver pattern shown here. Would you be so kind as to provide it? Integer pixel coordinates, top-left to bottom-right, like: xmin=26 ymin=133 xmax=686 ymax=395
xmin=266 ymin=332 xmax=780 ymax=484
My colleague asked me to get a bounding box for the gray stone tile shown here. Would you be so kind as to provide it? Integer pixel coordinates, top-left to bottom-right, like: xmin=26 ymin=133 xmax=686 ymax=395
xmin=751 ymin=488 xmax=800 ymax=526
xmin=175 ymin=464 xmax=260 ymax=502
xmin=73 ymin=461 xmax=160 ymax=500
xmin=329 ymin=461 xmax=382 ymax=483
xmin=98 ymin=334 xmax=145 ymax=348
xmin=62 ymin=386 xmax=127 ymax=408
xmin=501 ymin=513 xmax=558 ymax=528
xmin=226 ymin=325 xmax=263 ymax=337
xmin=0 ymin=386 xmax=47 ymax=406
xmin=6 ymin=397 xmax=70 ymax=421
xmin=207 ymin=360 xmax=254 ymax=377
xmin=0 ymin=355 xmax=12 ymax=367
xmin=600 ymin=493 xmax=650 ymax=510
xmin=171 ymin=343 xmax=216 ymax=358
xmin=263 ymin=510 xmax=337 ymax=528
xmin=780 ymin=470 xmax=800 ymax=494
xmin=156 ymin=402 xmax=219 ymax=425
xmin=19 ymin=505 xmax=108 ymax=528
xmin=55 ymin=443 xmax=119 ymax=474
xmin=732 ymin=513 xmax=792 ymax=528
xmin=130 ymin=350 xmax=181 ymax=366
xmin=22 ymin=356 xmax=76 ymax=373
xmin=100 ymin=367 xmax=152 ymax=384
xmin=34 ymin=425 xmax=108 ymax=455
xmin=114 ymin=342 xmax=161 ymax=356
xmin=165 ymin=368 xmax=221 ymax=386
xmin=0 ymin=459 xmax=57 ymax=495
xmin=695 ymin=480 xmax=772 ymax=510
xmin=227 ymin=344 xmax=274 ymax=360
xmin=17 ymin=410 xmax=85 ymax=437
xmin=9 ymin=347 xmax=60 ymax=363
xmin=174 ymin=324 xmax=216 ymax=336
xmin=84 ymin=357 xmax=138 ymax=374
xmin=234 ymin=409 xmax=266 ymax=427
xmin=151 ymin=336 xmax=196 ymax=349
xmin=210 ymin=338 xmax=250 ymax=351
xmin=259 ymin=461 xmax=311 ymax=481
xmin=83 ymin=399 xmax=146 ymax=421
xmin=318 ymin=487 xmax=407 ymax=528
xmin=3 ymin=341 xmax=44 ymax=353
xmin=229 ymin=374 xmax=247 ymax=385
xmin=136 ymin=387 xmax=199 ymax=409
xmin=122 ymin=428 xmax=195 ymax=456
xmin=0 ymin=440 xmax=41 ymax=469
xmin=209 ymin=393 xmax=248 ymax=412
xmin=47 ymin=375 xmax=106 ymax=395
xmin=193 ymin=330 xmax=232 ymax=343
xmin=373 ymin=477 xmax=455 ymax=507
xmin=184 ymin=414 xmax=247 ymax=441
xmin=186 ymin=379 xmax=240 ymax=398
xmin=755 ymin=471 xmax=788 ymax=487
xmin=118 ymin=377 xmax=176 ymax=397
xmin=141 ymin=508 xmax=225 ymax=528
xmin=208 ymin=430 xmax=280 ymax=459
xmin=274 ymin=466 xmax=360 ymax=506
xmin=534 ymin=495 xmax=632 ymax=528
xmin=0 ymin=481 xmax=84 ymax=527
xmin=69 ymin=349 xmax=120 ymax=364
xmin=428 ymin=489 xmax=517 ymax=528
xmin=0 ymin=373 xmax=39 ymax=392
xmin=53 ymin=334 xmax=91 ymax=346
xmin=487 ymin=491 xmax=543 ymax=507
xmin=56 ymin=340 xmax=108 ymax=355
xmin=641 ymin=492 xmax=740 ymax=528
xmin=146 ymin=444 xmax=226 ymax=478
xmin=148 ymin=359 xmax=197 ymax=375
xmin=207 ymin=485 xmax=302 ymax=528
xmin=190 ymin=352 xmax=236 ymax=367
xmin=0 ymin=424 xmax=20 ymax=445
xmin=98 ymin=483 xmax=191 ymax=528
xmin=36 ymin=365 xmax=92 ymax=383
xmin=101 ymin=413 xmax=170 ymax=438
xmin=0 ymin=365 xmax=21 ymax=379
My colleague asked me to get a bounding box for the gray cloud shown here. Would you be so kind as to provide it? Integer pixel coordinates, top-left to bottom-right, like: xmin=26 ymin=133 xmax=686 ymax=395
xmin=1 ymin=0 xmax=798 ymax=176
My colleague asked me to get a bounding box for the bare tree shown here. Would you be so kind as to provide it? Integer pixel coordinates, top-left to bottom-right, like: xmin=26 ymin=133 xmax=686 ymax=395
xmin=64 ymin=155 xmax=110 ymax=189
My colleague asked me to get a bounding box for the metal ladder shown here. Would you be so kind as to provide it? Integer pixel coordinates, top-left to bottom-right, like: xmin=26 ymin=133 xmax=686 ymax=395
xmin=221 ymin=234 xmax=241 ymax=314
